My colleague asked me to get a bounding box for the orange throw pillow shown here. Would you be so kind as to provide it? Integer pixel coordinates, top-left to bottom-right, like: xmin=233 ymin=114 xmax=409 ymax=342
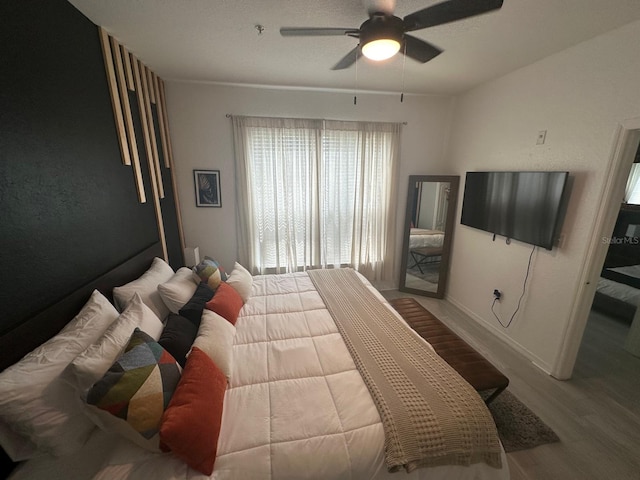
xmin=205 ymin=282 xmax=244 ymax=325
xmin=159 ymin=347 xmax=227 ymax=475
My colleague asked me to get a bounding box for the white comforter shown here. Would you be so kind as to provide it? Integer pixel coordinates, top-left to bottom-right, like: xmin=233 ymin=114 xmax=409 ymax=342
xmin=12 ymin=272 xmax=508 ymax=480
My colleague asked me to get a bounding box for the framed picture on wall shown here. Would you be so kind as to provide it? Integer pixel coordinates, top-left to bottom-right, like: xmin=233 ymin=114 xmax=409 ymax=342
xmin=194 ymin=169 xmax=221 ymax=207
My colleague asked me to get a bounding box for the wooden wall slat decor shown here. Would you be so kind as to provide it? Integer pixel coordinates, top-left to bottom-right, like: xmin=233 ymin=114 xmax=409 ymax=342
xmin=140 ymin=63 xmax=164 ymax=198
xmin=98 ymin=27 xmax=130 ymax=166
xmin=152 ymin=75 xmax=184 ymax=253
xmin=147 ymin=67 xmax=156 ymax=104
xmin=110 ymin=36 xmax=145 ymax=203
xmin=122 ymin=45 xmax=135 ymax=91
xmin=158 ymin=79 xmax=175 ymax=166
xmin=132 ymin=55 xmax=169 ymax=261
xmin=131 ymin=57 xmax=154 ymax=191
xmin=153 ymin=73 xmax=171 ymax=168
xmin=99 ymin=29 xmax=181 ymax=266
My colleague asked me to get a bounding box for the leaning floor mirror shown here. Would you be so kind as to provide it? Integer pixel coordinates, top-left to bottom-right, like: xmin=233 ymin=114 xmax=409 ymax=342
xmin=399 ymin=175 xmax=459 ymax=298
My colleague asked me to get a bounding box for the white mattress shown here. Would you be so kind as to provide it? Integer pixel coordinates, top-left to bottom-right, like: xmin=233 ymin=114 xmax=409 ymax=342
xmin=11 ymin=272 xmax=508 ymax=480
xmin=597 ymin=277 xmax=640 ymax=305
xmin=409 ymin=229 xmax=445 ymax=249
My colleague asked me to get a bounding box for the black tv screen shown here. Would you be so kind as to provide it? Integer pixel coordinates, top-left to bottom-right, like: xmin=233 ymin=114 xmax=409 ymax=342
xmin=460 ymin=171 xmax=569 ymax=250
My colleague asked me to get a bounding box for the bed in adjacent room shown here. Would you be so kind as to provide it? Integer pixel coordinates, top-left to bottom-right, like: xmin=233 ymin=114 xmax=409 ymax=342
xmin=593 ymin=204 xmax=640 ymax=322
xmin=594 ymin=264 xmax=640 ymax=322
xmin=0 ymin=245 xmax=509 ymax=480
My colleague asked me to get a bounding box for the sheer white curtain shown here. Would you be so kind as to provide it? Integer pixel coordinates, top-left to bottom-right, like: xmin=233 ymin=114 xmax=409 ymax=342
xmin=233 ymin=116 xmax=400 ymax=282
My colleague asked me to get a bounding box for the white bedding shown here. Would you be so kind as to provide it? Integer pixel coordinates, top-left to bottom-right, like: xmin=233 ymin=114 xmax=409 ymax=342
xmin=11 ymin=272 xmax=508 ymax=480
xmin=409 ymin=228 xmax=444 ymax=249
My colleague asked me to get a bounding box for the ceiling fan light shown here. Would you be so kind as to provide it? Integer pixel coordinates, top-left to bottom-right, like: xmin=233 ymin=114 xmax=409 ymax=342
xmin=361 ymin=38 xmax=401 ymax=61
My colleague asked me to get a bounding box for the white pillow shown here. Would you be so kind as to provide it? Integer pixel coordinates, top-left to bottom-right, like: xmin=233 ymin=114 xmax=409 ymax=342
xmin=137 ymin=299 xmax=164 ymax=341
xmin=0 ymin=290 xmax=119 ymax=458
xmin=112 ymin=257 xmax=174 ymax=321
xmin=190 ymin=310 xmax=236 ymax=378
xmin=0 ymin=420 xmax=38 ymax=462
xmin=64 ymin=293 xmax=163 ymax=394
xmin=226 ymin=262 xmax=253 ymax=303
xmin=157 ymin=267 xmax=199 ymax=314
xmin=83 ymin=405 xmax=161 ymax=452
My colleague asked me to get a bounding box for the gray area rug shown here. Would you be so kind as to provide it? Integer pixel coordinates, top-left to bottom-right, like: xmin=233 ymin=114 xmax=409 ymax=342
xmin=407 ymin=263 xmax=440 ymax=283
xmin=484 ymin=389 xmax=560 ymax=453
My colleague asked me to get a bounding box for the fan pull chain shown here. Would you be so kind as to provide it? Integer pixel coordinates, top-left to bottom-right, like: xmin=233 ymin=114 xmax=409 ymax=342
xmin=354 ymin=46 xmax=358 ymax=105
xmin=400 ymin=41 xmax=407 ymax=103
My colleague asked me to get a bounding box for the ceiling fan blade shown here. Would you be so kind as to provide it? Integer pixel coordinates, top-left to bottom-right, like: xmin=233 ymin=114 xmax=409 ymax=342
xmin=402 ymin=35 xmax=443 ymax=63
xmin=280 ymin=27 xmax=359 ymax=37
xmin=331 ymin=47 xmax=362 ymax=70
xmin=403 ymin=0 xmax=503 ymax=32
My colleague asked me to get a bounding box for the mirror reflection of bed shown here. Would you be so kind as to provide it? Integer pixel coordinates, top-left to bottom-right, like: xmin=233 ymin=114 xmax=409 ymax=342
xmin=591 ymin=203 xmax=640 ymax=357
xmin=400 ymin=176 xmax=459 ymax=298
xmin=405 ymin=238 xmax=442 ymax=292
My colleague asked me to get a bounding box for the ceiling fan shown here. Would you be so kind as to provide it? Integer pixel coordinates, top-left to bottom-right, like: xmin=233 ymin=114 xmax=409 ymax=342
xmin=280 ymin=0 xmax=504 ymax=70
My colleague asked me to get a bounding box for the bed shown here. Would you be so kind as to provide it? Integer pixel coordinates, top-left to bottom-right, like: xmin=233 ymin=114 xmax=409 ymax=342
xmin=593 ymin=264 xmax=640 ymax=322
xmin=593 ymin=204 xmax=640 ymax=322
xmin=409 ymin=228 xmax=444 ymax=249
xmin=0 ymin=244 xmax=508 ymax=480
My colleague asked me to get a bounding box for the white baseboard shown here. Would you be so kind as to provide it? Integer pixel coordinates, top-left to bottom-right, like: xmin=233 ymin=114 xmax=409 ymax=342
xmin=446 ymin=294 xmax=553 ymax=375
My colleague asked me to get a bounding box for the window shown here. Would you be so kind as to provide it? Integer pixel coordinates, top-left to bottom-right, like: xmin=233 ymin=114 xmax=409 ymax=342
xmin=626 ymin=163 xmax=640 ymax=204
xmin=233 ymin=116 xmax=400 ymax=282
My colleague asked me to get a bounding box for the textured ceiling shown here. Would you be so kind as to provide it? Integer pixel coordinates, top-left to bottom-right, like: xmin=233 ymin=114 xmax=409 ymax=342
xmin=68 ymin=0 xmax=640 ymax=95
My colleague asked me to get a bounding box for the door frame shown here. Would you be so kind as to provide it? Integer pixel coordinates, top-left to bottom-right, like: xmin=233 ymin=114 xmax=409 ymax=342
xmin=552 ymin=117 xmax=640 ymax=379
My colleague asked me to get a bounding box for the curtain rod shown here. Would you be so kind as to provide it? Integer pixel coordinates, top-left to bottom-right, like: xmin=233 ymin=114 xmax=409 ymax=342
xmin=225 ymin=114 xmax=407 ymax=125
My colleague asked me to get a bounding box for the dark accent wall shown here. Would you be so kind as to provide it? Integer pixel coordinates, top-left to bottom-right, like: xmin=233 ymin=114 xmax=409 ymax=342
xmin=0 ymin=0 xmax=166 ymax=335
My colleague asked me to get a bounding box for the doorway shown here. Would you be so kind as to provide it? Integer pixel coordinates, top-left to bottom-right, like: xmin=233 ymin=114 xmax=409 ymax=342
xmin=553 ymin=120 xmax=640 ymax=379
xmin=584 ymin=164 xmax=640 ymax=369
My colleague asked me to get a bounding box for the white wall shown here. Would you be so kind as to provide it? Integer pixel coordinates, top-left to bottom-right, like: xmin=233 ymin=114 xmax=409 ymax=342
xmin=165 ymin=84 xmax=455 ymax=287
xmin=445 ymin=20 xmax=640 ymax=374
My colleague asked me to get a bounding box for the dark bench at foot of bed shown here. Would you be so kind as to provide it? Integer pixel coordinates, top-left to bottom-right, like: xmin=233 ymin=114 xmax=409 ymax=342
xmin=389 ymin=297 xmax=509 ymax=404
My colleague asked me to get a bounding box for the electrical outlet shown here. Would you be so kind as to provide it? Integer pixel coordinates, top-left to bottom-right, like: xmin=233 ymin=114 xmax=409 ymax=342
xmin=493 ymin=289 xmax=502 ymax=300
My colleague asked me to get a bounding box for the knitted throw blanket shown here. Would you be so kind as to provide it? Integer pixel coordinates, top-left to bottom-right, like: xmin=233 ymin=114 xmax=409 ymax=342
xmin=308 ymin=268 xmax=503 ymax=473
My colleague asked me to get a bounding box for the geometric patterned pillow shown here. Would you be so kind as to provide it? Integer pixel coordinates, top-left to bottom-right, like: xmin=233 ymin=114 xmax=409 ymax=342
xmin=86 ymin=328 xmax=181 ymax=445
xmin=192 ymin=256 xmax=227 ymax=290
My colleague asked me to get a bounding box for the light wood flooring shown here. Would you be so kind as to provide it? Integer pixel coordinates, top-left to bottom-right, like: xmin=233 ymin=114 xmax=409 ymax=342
xmin=382 ymin=290 xmax=640 ymax=480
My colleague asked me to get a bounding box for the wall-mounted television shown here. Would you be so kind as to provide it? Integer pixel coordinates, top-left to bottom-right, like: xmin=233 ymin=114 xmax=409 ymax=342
xmin=460 ymin=171 xmax=569 ymax=250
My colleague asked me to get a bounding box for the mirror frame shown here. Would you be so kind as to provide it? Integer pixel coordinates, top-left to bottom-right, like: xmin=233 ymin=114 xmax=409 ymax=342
xmin=399 ymin=175 xmax=460 ymax=298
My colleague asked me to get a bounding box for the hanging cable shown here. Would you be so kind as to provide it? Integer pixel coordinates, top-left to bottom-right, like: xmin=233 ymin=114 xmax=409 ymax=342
xmin=492 ymin=245 xmax=536 ymax=328
xmin=400 ymin=41 xmax=407 ymax=103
